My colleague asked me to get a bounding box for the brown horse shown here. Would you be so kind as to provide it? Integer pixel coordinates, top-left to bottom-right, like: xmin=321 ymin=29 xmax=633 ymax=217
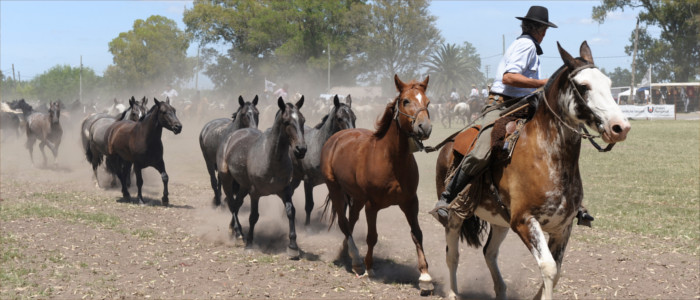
xmin=321 ymin=75 xmax=434 ymax=295
xmin=437 ymin=42 xmax=631 ymax=300
xmin=105 ymin=98 xmax=182 ymax=205
xmin=25 ymin=101 xmax=63 ymax=166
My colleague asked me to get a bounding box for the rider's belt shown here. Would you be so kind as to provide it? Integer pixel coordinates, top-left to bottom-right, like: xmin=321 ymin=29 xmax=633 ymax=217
xmin=487 ymin=93 xmax=514 ymax=106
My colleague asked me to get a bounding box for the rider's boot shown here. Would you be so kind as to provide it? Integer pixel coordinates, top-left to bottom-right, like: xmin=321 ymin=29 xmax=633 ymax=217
xmin=576 ymin=206 xmax=595 ymax=227
xmin=431 ymin=167 xmax=471 ymax=225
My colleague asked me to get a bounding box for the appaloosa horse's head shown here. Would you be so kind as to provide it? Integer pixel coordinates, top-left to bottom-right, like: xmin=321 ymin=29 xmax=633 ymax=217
xmin=556 ymin=41 xmax=631 ymax=144
xmin=393 ymin=74 xmax=432 ymax=141
xmin=235 ymin=95 xmax=259 ymax=129
xmin=276 ymin=96 xmax=306 ymax=159
xmin=48 ymin=101 xmax=61 ymax=125
xmin=153 ymin=97 xmax=182 ymax=134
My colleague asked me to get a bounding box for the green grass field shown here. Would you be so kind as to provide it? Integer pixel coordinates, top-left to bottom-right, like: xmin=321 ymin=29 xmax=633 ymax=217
xmin=418 ymin=119 xmax=699 ymax=255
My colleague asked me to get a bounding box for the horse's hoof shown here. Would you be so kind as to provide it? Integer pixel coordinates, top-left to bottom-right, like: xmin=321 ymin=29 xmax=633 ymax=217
xmin=419 ymin=280 xmax=435 ymax=296
xmin=162 ymin=198 xmax=169 ymax=206
xmin=352 ymin=265 xmax=365 ymax=277
xmin=287 ymin=247 xmax=301 ymax=260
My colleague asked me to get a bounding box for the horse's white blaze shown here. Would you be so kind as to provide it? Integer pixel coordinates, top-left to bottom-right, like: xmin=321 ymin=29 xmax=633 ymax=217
xmin=573 ymin=69 xmax=629 ymax=130
xmin=416 ymin=93 xmax=424 ymax=105
xmin=291 ymin=112 xmax=299 ymax=121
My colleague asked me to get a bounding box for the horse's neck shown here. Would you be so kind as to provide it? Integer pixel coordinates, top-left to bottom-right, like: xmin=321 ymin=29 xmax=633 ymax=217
xmin=263 ymin=118 xmax=291 ymax=160
xmin=316 ymin=113 xmax=337 ymax=142
xmin=527 ymin=89 xmax=582 ymax=162
xmin=139 ymin=110 xmax=163 ymax=142
xmin=377 ymin=119 xmax=412 ymax=159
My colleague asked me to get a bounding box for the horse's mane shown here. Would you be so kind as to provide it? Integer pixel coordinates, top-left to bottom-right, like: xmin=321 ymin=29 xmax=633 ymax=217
xmin=373 ymin=97 xmax=398 ymax=139
xmin=544 ymin=57 xmax=591 ymax=92
xmin=314 ymin=114 xmax=330 ymax=129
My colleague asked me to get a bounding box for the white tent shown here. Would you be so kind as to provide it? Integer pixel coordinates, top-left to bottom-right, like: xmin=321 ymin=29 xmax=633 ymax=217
xmin=617 ymin=88 xmax=638 ymax=104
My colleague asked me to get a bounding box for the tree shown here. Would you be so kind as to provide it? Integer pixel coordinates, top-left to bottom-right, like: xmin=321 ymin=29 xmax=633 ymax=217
xmin=423 ymin=42 xmax=483 ymax=98
xmin=601 ymin=66 xmax=633 ymax=87
xmin=358 ymin=0 xmax=442 ymax=92
xmin=30 ymin=65 xmax=102 ymax=102
xmin=593 ymin=1 xmax=700 ymax=82
xmin=106 ymin=15 xmax=192 ymax=94
xmin=184 ymin=0 xmax=368 ymax=95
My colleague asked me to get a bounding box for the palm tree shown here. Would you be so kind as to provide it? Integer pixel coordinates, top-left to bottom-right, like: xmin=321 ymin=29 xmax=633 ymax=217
xmin=423 ymin=42 xmax=483 ymax=98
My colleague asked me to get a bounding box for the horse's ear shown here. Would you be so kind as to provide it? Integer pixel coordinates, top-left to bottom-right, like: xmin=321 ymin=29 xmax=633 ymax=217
xmin=113 ymin=98 xmax=118 ymax=104
xmin=346 ymin=94 xmax=352 ymax=107
xmin=394 ymin=74 xmax=405 ymax=92
xmin=579 ymin=41 xmax=594 ymax=64
xmin=557 ymin=42 xmax=577 ymax=70
xmin=277 ymin=97 xmax=286 ymax=111
xmin=333 ymin=95 xmax=340 ymax=107
xmin=420 ymin=75 xmax=429 ymax=91
xmin=252 ymin=95 xmax=259 ymax=106
xmin=165 ymin=97 xmax=170 ymax=104
xmin=141 ymin=96 xmax=148 ymax=106
xmin=238 ymin=95 xmax=245 ymax=107
xmin=129 ymin=97 xmax=136 ymax=106
xmin=295 ymin=95 xmax=304 ymax=109
xmin=154 ymin=98 xmax=161 ymax=106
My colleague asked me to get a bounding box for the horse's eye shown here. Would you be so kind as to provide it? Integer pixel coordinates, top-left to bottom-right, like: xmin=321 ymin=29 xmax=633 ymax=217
xmin=403 ymin=99 xmax=410 ymax=106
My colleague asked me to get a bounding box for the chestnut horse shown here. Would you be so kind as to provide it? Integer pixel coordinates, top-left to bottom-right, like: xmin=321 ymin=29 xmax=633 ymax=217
xmin=321 ymin=75 xmax=434 ymax=295
xmin=436 ymin=42 xmax=631 ymax=299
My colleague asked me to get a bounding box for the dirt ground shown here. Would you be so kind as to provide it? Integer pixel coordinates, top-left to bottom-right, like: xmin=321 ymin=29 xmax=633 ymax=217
xmin=1 ymin=111 xmax=698 ymax=299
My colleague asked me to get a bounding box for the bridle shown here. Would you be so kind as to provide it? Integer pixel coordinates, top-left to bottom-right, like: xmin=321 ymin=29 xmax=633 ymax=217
xmin=541 ymin=63 xmax=616 ymax=152
xmin=393 ymin=95 xmax=430 ymax=149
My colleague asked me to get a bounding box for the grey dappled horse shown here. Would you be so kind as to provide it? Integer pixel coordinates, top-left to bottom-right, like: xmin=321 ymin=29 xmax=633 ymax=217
xmin=82 ymin=96 xmax=148 ymax=187
xmin=216 ymin=96 xmax=307 ymax=258
xmin=290 ymin=94 xmax=356 ymax=225
xmin=25 ymin=101 xmax=63 ymax=166
xmin=199 ymin=95 xmax=259 ymax=207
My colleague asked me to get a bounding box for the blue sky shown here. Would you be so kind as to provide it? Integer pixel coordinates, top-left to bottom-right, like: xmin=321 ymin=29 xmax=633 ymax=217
xmin=1 ymin=1 xmax=649 ymax=87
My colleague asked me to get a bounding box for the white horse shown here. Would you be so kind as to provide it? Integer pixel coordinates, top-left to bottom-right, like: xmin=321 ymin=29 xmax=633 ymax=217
xmin=453 ymin=101 xmax=471 ymax=125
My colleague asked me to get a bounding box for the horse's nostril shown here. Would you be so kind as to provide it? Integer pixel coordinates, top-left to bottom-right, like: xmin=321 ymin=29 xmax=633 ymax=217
xmin=612 ymin=124 xmax=622 ymax=134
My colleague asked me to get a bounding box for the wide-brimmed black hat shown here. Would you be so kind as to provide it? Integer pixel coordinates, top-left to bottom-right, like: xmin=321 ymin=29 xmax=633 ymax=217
xmin=516 ymin=6 xmax=557 ymax=28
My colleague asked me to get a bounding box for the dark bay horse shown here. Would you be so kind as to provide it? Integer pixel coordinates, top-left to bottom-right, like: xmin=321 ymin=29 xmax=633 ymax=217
xmin=82 ymin=97 xmax=148 ymax=187
xmin=105 ymin=98 xmax=182 ymax=205
xmin=320 ymin=75 xmax=434 ymax=295
xmin=437 ymin=42 xmax=631 ymax=300
xmin=216 ymin=96 xmax=306 ymax=258
xmin=199 ymin=95 xmax=259 ymax=207
xmin=25 ymin=101 xmax=63 ymax=166
xmin=290 ymin=94 xmax=356 ymax=226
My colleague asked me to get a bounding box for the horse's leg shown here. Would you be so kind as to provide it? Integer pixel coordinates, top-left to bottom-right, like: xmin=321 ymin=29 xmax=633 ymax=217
xmin=134 ymin=166 xmax=145 ymax=205
xmin=205 ymin=161 xmax=221 ymax=207
xmin=362 ymin=205 xmax=378 ymax=278
xmin=246 ymin=195 xmax=260 ymax=248
xmin=533 ymin=225 xmax=572 ymax=300
xmin=38 ymin=140 xmax=48 ymax=166
xmin=281 ymin=186 xmax=300 ymax=259
xmin=228 ymin=183 xmax=246 ymax=244
xmin=328 ymin=185 xmax=363 ymax=274
xmin=399 ymin=197 xmax=434 ymax=295
xmin=109 ymin=157 xmax=131 ymax=201
xmin=303 ymin=180 xmax=315 ymax=226
xmin=445 ymin=213 xmax=464 ymax=300
xmin=153 ymin=160 xmax=169 ymax=206
xmin=512 ymin=217 xmax=563 ymax=300
xmin=484 ymin=225 xmax=509 ymax=299
xmin=346 ymin=199 xmax=364 ymax=275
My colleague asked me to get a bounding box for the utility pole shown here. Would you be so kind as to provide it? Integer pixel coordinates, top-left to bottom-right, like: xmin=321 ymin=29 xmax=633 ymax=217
xmin=630 ymin=17 xmax=639 ymax=104
xmin=80 ymin=55 xmax=83 ymax=103
xmin=327 ymin=43 xmax=331 ymax=94
xmin=502 ymin=34 xmax=506 ymax=55
xmin=195 ymin=46 xmax=200 ymax=91
xmin=485 ymin=65 xmax=490 ymax=82
xmin=12 ymin=64 xmax=16 ymax=82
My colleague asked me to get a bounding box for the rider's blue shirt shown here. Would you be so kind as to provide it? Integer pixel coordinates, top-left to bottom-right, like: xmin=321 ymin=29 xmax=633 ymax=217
xmin=490 ymin=34 xmax=542 ymax=98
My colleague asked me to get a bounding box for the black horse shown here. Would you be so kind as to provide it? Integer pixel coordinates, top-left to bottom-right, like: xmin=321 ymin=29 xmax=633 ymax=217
xmin=82 ymin=96 xmax=148 ymax=187
xmin=290 ymin=94 xmax=356 ymax=225
xmin=105 ymin=98 xmax=182 ymax=205
xmin=199 ymin=95 xmax=259 ymax=207
xmin=25 ymin=101 xmax=63 ymax=166
xmin=216 ymin=96 xmax=306 ymax=258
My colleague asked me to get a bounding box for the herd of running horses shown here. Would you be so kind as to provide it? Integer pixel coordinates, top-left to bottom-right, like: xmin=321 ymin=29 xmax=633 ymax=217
xmin=2 ymin=42 xmax=631 ymax=299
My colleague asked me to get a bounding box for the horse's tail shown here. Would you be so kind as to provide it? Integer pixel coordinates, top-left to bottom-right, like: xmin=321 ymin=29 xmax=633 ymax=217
xmin=322 ymin=194 xmax=337 ymax=230
xmin=460 ymin=215 xmax=487 ymax=248
xmin=104 ymin=155 xmax=122 ymax=177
